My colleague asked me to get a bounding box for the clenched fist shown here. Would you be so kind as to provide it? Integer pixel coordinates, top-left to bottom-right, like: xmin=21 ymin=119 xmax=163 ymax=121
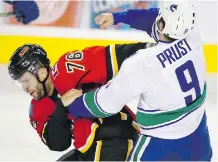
xmin=95 ymin=13 xmax=114 ymax=29
xmin=61 ymin=89 xmax=83 ymax=107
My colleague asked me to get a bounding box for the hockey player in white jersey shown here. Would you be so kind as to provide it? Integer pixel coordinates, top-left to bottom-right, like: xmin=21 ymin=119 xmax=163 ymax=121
xmin=60 ymin=1 xmax=213 ymax=161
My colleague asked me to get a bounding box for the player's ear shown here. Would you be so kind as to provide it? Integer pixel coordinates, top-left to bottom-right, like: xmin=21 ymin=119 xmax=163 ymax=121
xmin=38 ymin=67 xmax=48 ymax=82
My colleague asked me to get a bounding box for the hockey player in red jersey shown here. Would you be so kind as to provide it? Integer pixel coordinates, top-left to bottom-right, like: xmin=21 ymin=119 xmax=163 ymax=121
xmin=7 ymin=43 xmax=148 ymax=161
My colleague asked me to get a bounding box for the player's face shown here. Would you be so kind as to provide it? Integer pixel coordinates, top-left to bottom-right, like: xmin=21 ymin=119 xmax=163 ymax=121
xmin=18 ymin=72 xmax=44 ymax=100
xmin=157 ymin=19 xmax=164 ymax=32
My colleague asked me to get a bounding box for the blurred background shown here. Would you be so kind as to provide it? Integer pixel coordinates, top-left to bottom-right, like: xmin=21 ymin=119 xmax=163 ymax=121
xmin=0 ymin=0 xmax=217 ymax=161
xmin=0 ymin=1 xmax=217 ymax=68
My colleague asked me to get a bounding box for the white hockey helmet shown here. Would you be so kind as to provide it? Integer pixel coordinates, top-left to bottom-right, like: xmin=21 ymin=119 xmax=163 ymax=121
xmin=155 ymin=1 xmax=196 ymax=40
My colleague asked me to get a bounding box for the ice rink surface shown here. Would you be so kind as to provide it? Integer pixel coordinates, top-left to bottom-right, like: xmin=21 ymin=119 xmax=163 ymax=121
xmin=0 ymin=65 xmax=217 ymax=161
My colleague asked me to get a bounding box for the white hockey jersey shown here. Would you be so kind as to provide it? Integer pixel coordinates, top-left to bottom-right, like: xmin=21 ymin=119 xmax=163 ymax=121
xmin=95 ymin=33 xmax=207 ymax=139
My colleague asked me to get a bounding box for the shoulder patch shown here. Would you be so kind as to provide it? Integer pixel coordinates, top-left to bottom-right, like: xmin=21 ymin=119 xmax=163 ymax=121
xmin=51 ymin=62 xmax=59 ymax=80
xmin=31 ymin=121 xmax=38 ymax=130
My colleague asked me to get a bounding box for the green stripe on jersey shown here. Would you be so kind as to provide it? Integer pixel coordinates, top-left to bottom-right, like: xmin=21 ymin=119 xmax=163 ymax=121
xmin=133 ymin=136 xmax=147 ymax=161
xmin=136 ymin=84 xmax=207 ymax=127
xmin=84 ymin=89 xmax=113 ymax=117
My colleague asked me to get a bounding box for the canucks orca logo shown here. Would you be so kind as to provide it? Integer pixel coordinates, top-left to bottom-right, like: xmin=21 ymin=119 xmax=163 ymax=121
xmin=170 ymin=5 xmax=178 ymax=12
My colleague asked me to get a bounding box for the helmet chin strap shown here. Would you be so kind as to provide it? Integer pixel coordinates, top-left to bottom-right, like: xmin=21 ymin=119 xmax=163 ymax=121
xmin=36 ymin=67 xmax=50 ymax=98
xmin=151 ymin=21 xmax=173 ymax=44
xmin=151 ymin=22 xmax=160 ymax=42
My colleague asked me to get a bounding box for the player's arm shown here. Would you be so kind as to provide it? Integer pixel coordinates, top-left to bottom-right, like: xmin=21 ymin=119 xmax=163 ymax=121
xmin=29 ymin=100 xmax=72 ymax=151
xmin=95 ymin=9 xmax=159 ymax=36
xmin=64 ymin=52 xmax=148 ymax=118
xmin=105 ymin=42 xmax=147 ymax=81
xmin=44 ymin=100 xmax=73 ymax=151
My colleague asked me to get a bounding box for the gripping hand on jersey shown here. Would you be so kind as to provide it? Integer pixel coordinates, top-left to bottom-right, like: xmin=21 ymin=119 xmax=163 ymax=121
xmin=61 ymin=89 xmax=83 ymax=107
xmin=95 ymin=13 xmax=114 ymax=29
xmin=4 ymin=0 xmax=39 ymax=24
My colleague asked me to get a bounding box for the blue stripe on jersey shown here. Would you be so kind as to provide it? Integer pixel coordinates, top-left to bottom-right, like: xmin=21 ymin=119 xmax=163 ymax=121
xmin=68 ymin=88 xmax=113 ymax=118
xmin=68 ymin=95 xmax=96 ymax=118
xmin=138 ymin=108 xmax=161 ymax=113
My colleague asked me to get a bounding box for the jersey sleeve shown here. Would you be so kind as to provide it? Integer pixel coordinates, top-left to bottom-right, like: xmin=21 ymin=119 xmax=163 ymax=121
xmin=30 ymin=97 xmax=103 ymax=153
xmin=51 ymin=43 xmax=146 ymax=95
xmin=29 ymin=98 xmax=72 ymax=151
xmin=105 ymin=42 xmax=146 ymax=81
xmin=73 ymin=118 xmax=99 ymax=153
xmin=112 ymin=8 xmax=159 ymax=36
xmin=29 ymin=98 xmax=56 ymax=145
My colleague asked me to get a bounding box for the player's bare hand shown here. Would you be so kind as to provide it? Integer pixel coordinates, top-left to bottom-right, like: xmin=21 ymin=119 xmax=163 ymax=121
xmin=95 ymin=13 xmax=114 ymax=29
xmin=61 ymin=89 xmax=83 ymax=107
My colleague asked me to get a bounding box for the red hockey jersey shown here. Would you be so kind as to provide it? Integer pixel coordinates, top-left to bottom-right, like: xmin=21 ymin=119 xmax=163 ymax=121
xmin=29 ymin=43 xmax=144 ymax=153
xmin=51 ymin=46 xmax=114 ymax=95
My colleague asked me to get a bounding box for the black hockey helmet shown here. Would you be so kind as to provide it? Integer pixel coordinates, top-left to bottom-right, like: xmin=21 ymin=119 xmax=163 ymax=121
xmin=8 ymin=44 xmax=50 ymax=80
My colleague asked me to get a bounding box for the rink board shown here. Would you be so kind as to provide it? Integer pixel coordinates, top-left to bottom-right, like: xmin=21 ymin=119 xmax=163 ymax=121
xmin=0 ymin=35 xmax=217 ymax=72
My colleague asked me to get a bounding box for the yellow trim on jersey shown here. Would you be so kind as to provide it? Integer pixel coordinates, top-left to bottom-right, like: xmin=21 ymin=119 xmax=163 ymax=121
xmin=78 ymin=123 xmax=99 ymax=153
xmin=94 ymin=140 xmax=103 ymax=162
xmin=132 ymin=121 xmax=140 ymax=133
xmin=98 ymin=118 xmax=103 ymax=124
xmin=126 ymin=139 xmax=134 ymax=161
xmin=41 ymin=122 xmax=48 ymax=144
xmin=110 ymin=45 xmax=119 ymax=77
xmin=120 ymin=112 xmax=128 ymax=120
